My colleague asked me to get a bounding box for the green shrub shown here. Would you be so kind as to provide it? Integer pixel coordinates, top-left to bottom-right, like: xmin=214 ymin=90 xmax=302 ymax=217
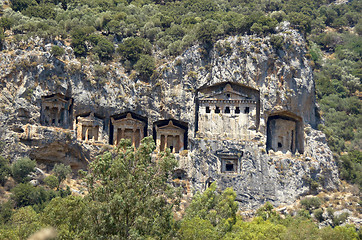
xmin=0 ymin=156 xmax=10 ymax=185
xmin=0 ymin=201 xmax=13 ymax=224
xmin=0 ymin=17 xmax=14 ymax=31
xmin=53 ymin=163 xmax=71 ymax=189
xmin=332 ymin=212 xmax=349 ymax=226
xmin=88 ymin=34 xmax=114 ymax=61
xmin=313 ymin=208 xmax=324 ymax=222
xmin=11 ymin=157 xmax=36 ymax=183
xmin=297 ymin=209 xmax=311 ymax=219
xmin=43 ymin=175 xmax=58 ymax=189
xmin=270 ymin=35 xmax=283 ymax=50
xmin=50 ymin=45 xmax=65 ymax=57
xmin=117 ymin=37 xmax=152 ymax=62
xmin=71 ymin=26 xmax=95 ymax=57
xmin=10 ymin=0 xmax=37 ymax=12
xmin=134 ymin=54 xmax=155 ymax=80
xmin=300 ymin=197 xmax=322 ymax=211
xmin=11 ymin=183 xmax=56 ymax=209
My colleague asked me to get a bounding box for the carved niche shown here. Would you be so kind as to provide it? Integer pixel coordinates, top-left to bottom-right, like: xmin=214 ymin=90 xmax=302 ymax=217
xmin=155 ymin=120 xmax=186 ymax=153
xmin=111 ymin=113 xmax=146 ymax=147
xmin=40 ymin=93 xmax=72 ymax=129
xmin=197 ymin=82 xmax=259 ymax=140
xmin=266 ymin=112 xmax=304 ymax=154
xmin=76 ymin=112 xmax=104 ymax=143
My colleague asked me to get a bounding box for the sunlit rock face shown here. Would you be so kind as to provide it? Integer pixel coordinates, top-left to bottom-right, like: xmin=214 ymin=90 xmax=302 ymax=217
xmin=0 ymin=23 xmax=339 ymax=208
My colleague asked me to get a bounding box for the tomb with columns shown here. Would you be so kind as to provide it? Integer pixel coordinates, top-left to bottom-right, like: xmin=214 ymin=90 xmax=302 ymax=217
xmin=40 ymin=93 xmax=73 ymax=128
xmin=111 ymin=112 xmax=147 ymax=147
xmin=154 ymin=120 xmax=187 ymax=153
xmin=76 ymin=112 xmax=104 ymax=143
xmin=196 ymin=82 xmax=260 ymax=140
xmin=266 ymin=112 xmax=304 ymax=154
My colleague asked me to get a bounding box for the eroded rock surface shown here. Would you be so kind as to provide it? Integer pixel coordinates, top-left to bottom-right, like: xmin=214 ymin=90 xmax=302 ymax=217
xmin=0 ymin=24 xmax=339 ymax=208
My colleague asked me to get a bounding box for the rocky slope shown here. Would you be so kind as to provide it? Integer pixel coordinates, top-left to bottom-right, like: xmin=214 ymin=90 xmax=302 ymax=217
xmin=0 ymin=22 xmax=339 ymax=208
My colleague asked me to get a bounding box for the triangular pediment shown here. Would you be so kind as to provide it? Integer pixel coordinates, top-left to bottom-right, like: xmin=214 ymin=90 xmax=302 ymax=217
xmin=42 ymin=93 xmax=71 ymax=105
xmin=112 ymin=113 xmax=145 ymax=128
xmin=201 ymin=84 xmax=249 ymax=100
xmin=158 ymin=120 xmax=185 ymax=133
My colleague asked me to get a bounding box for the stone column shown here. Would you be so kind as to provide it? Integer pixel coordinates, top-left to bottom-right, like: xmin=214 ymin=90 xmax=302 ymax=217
xmin=113 ymin=127 xmax=117 ymax=145
xmin=132 ymin=128 xmax=136 ymax=147
xmin=85 ymin=128 xmax=89 ymax=141
xmin=164 ymin=135 xmax=168 ymax=152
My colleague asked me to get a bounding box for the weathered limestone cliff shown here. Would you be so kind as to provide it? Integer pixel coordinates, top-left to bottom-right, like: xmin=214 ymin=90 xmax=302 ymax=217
xmin=0 ymin=23 xmax=339 ymax=208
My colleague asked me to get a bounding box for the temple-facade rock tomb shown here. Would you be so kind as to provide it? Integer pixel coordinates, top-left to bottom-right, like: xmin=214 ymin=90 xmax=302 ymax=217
xmin=40 ymin=94 xmax=72 ymax=128
xmin=155 ymin=120 xmax=186 ymax=153
xmin=111 ymin=113 xmax=146 ymax=147
xmin=197 ymin=83 xmax=260 ymax=140
xmin=266 ymin=113 xmax=304 ymax=154
xmin=76 ymin=112 xmax=104 ymax=143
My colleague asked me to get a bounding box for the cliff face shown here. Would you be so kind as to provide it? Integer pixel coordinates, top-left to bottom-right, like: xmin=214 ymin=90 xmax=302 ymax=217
xmin=0 ymin=23 xmax=339 ymax=208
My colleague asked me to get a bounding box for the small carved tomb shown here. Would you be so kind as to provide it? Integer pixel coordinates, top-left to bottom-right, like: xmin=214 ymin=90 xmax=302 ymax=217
xmin=76 ymin=112 xmax=103 ymax=143
xmin=217 ymin=149 xmax=242 ymax=174
xmin=197 ymin=83 xmax=259 ymax=140
xmin=41 ymin=94 xmax=72 ymax=128
xmin=111 ymin=113 xmax=145 ymax=147
xmin=267 ymin=113 xmax=304 ymax=154
xmin=156 ymin=120 xmax=185 ymax=153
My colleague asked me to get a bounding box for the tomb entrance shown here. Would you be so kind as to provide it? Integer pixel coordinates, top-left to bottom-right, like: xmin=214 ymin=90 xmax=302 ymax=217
xmin=154 ymin=119 xmax=187 ymax=153
xmin=197 ymin=82 xmax=260 ymax=140
xmin=41 ymin=93 xmax=72 ymax=128
xmin=266 ymin=112 xmax=304 ymax=154
xmin=111 ymin=113 xmax=146 ymax=147
xmin=76 ymin=112 xmax=103 ymax=143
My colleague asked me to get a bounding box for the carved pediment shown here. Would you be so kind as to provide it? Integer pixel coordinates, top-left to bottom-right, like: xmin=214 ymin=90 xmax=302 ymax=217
xmin=157 ymin=120 xmax=185 ymax=135
xmin=200 ymin=84 xmax=254 ymax=102
xmin=77 ymin=112 xmax=103 ymax=127
xmin=112 ymin=113 xmax=145 ymax=129
xmin=42 ymin=93 xmax=72 ymax=109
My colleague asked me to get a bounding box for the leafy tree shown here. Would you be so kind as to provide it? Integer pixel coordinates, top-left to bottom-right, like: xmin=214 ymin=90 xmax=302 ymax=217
xmin=0 ymin=201 xmax=13 ymax=224
xmin=223 ymin=217 xmax=286 ymax=240
xmin=88 ymin=34 xmax=115 ymax=61
xmin=300 ymin=197 xmax=323 ymax=212
xmin=134 ymin=54 xmax=155 ymax=80
xmin=179 ymin=216 xmax=217 ymax=240
xmin=118 ymin=37 xmax=152 ymax=62
xmin=256 ymin=202 xmax=278 ymax=221
xmin=50 ymin=45 xmax=65 ymax=57
xmin=11 ymin=157 xmax=36 ymax=183
xmin=182 ymin=182 xmax=238 ymax=236
xmin=43 ymin=175 xmax=58 ymax=189
xmin=10 ymin=0 xmax=37 ymax=12
xmin=313 ymin=208 xmax=324 ymax=222
xmin=0 ymin=17 xmax=13 ymax=32
xmin=0 ymin=156 xmax=10 ymax=185
xmin=196 ymin=19 xmax=218 ymax=44
xmin=53 ymin=163 xmax=71 ymax=190
xmin=71 ymin=26 xmax=95 ymax=57
xmin=11 ymin=183 xmax=57 ymax=209
xmin=10 ymin=206 xmax=42 ymax=239
xmin=82 ymin=137 xmax=179 ymax=239
xmin=41 ymin=196 xmax=87 ymax=238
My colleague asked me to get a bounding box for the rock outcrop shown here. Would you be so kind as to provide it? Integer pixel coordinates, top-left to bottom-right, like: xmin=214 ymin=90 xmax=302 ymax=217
xmin=0 ymin=23 xmax=339 ymax=208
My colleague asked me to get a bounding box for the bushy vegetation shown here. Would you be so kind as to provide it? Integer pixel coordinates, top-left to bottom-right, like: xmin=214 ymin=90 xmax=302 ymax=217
xmin=52 ymin=163 xmax=71 ymax=190
xmin=11 ymin=157 xmax=36 ymax=183
xmin=0 ymin=138 xmax=360 ymax=239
